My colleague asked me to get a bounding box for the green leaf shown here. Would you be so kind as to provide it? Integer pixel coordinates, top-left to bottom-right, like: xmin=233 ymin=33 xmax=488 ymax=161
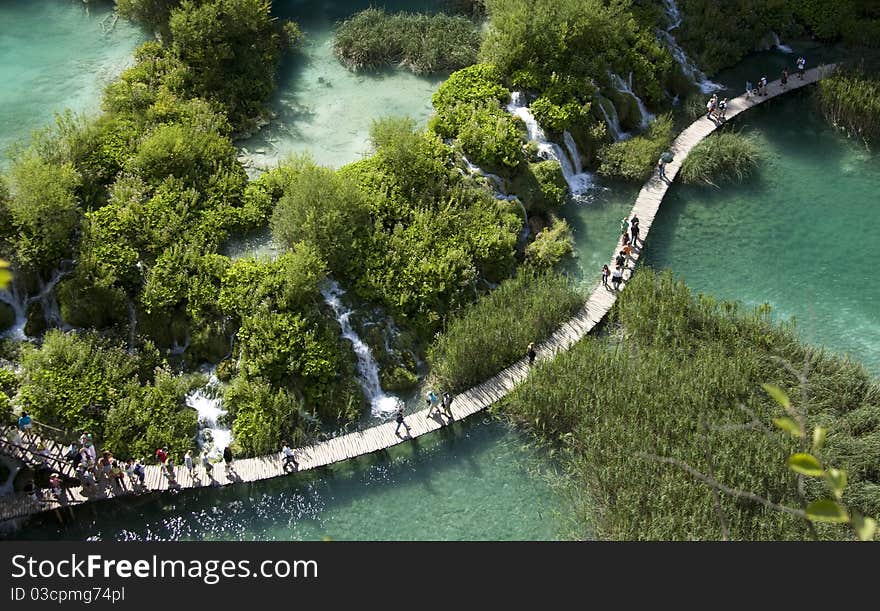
xmin=824 ymin=468 xmax=847 ymax=499
xmin=762 ymin=383 xmax=791 ymax=410
xmin=852 ymin=512 xmax=877 ymax=541
xmin=812 ymin=426 xmax=827 ymax=451
xmin=787 ymin=453 xmax=824 ymax=477
xmin=805 ymin=499 xmax=849 ymax=523
xmin=772 ymin=417 xmax=803 ymax=438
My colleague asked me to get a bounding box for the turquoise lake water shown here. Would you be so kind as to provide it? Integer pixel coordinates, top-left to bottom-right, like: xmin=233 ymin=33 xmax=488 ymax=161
xmin=0 ymin=0 xmax=145 ymax=165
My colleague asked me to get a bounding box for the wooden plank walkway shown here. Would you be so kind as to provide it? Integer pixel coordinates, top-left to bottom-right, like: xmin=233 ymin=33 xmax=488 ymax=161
xmin=0 ymin=65 xmax=835 ymax=524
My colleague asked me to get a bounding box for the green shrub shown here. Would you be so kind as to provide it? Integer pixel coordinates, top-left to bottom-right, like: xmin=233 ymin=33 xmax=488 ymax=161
xmin=430 ymin=64 xmax=511 ymax=138
xmin=509 ymin=160 xmax=567 ymax=214
xmin=525 ymin=217 xmax=574 ymax=268
xmin=598 ymin=113 xmax=673 ymax=181
xmin=680 ymin=132 xmax=763 ymax=186
xmin=333 ymin=8 xmax=481 ymax=75
xmin=457 ymin=102 xmax=525 ymax=169
xmin=224 ymin=376 xmax=309 ymax=457
xmin=499 ymin=269 xmax=880 ymax=540
xmin=428 ymin=270 xmax=582 ymax=392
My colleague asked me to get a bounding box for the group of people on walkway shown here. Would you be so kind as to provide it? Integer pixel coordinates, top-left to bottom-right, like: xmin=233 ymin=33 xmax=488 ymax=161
xmin=746 ymin=56 xmax=808 ymax=100
xmin=393 ymin=389 xmax=456 ymax=437
xmin=705 ymin=94 xmax=729 ymax=122
xmin=600 ymin=215 xmax=641 ymax=292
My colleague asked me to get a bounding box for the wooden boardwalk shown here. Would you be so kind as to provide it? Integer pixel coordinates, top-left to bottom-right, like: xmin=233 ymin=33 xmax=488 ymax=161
xmin=0 ymin=65 xmax=835 ymax=524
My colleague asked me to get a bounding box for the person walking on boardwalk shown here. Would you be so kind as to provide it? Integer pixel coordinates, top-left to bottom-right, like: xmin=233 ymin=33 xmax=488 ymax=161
xmin=630 ymin=215 xmax=640 ymax=245
xmin=17 ymin=411 xmax=33 ymax=439
xmin=622 ymin=243 xmax=634 ymax=264
xmin=125 ymin=458 xmax=146 ymax=487
xmin=611 ymin=265 xmax=624 ymax=291
xmin=706 ymin=94 xmax=717 ymax=120
xmin=201 ymin=453 xmax=214 ymax=480
xmin=781 ymin=68 xmax=789 ymax=88
xmin=527 ymin=342 xmax=537 ymax=365
xmin=758 ymin=75 xmax=768 ymax=96
xmin=184 ymin=450 xmax=195 ymax=480
xmin=394 ymin=403 xmax=410 ymax=437
xmin=110 ymin=460 xmax=126 ymax=492
xmin=155 ymin=446 xmax=168 ymax=466
xmin=442 ymin=391 xmax=454 ymax=418
xmin=746 ymin=80 xmax=753 ymax=97
xmin=615 ymin=250 xmax=627 ymax=270
xmin=718 ymin=97 xmax=728 ymax=121
xmin=426 ymin=389 xmax=440 ymax=417
xmin=620 ymin=217 xmax=629 ymax=237
xmin=281 ymin=442 xmax=299 ymax=472
xmin=796 ymin=56 xmax=806 ymax=79
xmin=601 ymin=264 xmax=610 ymax=289
xmin=657 ymin=157 xmax=667 ymax=181
xmin=223 ymin=446 xmax=234 ymax=472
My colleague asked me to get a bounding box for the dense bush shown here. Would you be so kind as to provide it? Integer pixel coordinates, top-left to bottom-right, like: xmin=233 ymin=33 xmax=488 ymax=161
xmin=270 ymin=156 xmax=370 ymax=276
xmin=456 ymin=102 xmax=525 ymax=170
xmin=3 ymin=155 xmax=81 ymax=273
xmin=427 ymin=270 xmax=582 ymax=392
xmin=16 ymin=331 xmax=183 ymax=450
xmin=499 ymin=269 xmax=880 ymax=540
xmin=224 ymin=377 xmax=311 ymax=456
xmin=334 ymin=8 xmax=481 ymax=75
xmin=598 ymin=113 xmax=674 ymax=181
xmin=508 ymin=160 xmax=567 ymax=214
xmin=525 ymin=217 xmax=574 ymax=268
xmin=680 ymin=132 xmax=764 ymax=185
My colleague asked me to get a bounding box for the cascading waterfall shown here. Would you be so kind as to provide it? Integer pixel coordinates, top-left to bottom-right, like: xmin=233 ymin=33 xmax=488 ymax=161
xmin=186 ymin=371 xmax=232 ymax=460
xmin=660 ymin=0 xmax=723 ymax=94
xmin=506 ymin=92 xmax=594 ymax=196
xmin=772 ymin=32 xmax=793 ymax=53
xmin=608 ymin=72 xmax=656 ymax=131
xmin=595 ymin=95 xmax=627 ymax=141
xmin=0 ymin=265 xmax=71 ymax=339
xmin=321 ymin=280 xmax=402 ymax=418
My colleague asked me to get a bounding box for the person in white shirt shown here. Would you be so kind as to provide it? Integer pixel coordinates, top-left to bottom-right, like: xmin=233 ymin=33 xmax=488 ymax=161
xmin=281 ymin=442 xmax=299 ymax=472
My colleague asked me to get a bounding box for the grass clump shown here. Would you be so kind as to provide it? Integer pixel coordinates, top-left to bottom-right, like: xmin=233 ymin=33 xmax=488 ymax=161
xmin=525 ymin=217 xmax=574 ymax=269
xmin=497 ymin=269 xmax=880 ymax=540
xmin=333 ymin=8 xmax=481 ymax=75
xmin=817 ymin=66 xmax=880 ymax=145
xmin=428 ymin=271 xmax=582 ymax=392
xmin=680 ymin=132 xmax=763 ymax=186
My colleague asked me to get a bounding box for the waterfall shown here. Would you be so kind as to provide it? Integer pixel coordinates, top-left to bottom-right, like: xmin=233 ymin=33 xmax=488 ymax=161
xmin=608 ymin=72 xmax=655 ymax=131
xmin=320 ymin=280 xmax=402 ymax=418
xmin=0 ymin=285 xmax=27 ymax=340
xmin=596 ymin=95 xmax=627 ymax=141
xmin=0 ymin=265 xmax=71 ymax=339
xmin=462 ymin=156 xmax=529 ymax=249
xmin=660 ymin=0 xmax=723 ymax=94
xmin=186 ymin=371 xmax=232 ymax=460
xmin=461 ymin=154 xmax=507 ymax=193
xmin=772 ymin=32 xmax=793 ymax=54
xmin=506 ymin=92 xmax=594 ymax=196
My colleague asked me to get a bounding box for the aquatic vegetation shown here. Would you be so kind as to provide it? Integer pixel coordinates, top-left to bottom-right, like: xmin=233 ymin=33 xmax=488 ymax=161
xmin=680 ymin=132 xmax=764 ymax=186
xmin=499 ymin=270 xmax=880 ymax=540
xmin=817 ymin=65 xmax=880 ymax=144
xmin=333 ymin=8 xmax=481 ymax=75
xmin=427 ymin=270 xmax=582 ymax=392
xmin=508 ymin=160 xmax=566 ymax=214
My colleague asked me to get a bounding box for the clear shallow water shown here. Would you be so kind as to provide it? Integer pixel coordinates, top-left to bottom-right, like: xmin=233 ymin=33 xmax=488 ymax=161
xmin=7 ymin=420 xmax=567 ymax=541
xmin=641 ymin=94 xmax=880 ymax=373
xmin=240 ymin=0 xmax=445 ymax=169
xmin=0 ymin=0 xmax=145 ymax=165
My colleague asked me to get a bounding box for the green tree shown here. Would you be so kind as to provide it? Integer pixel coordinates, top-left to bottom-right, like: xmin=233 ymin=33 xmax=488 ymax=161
xmin=5 ymin=155 xmax=81 ymax=272
xmin=270 ymin=156 xmax=370 ymax=275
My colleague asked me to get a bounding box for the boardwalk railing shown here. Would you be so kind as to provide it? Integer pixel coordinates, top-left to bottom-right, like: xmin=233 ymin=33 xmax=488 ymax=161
xmin=0 ymin=64 xmax=836 ymax=524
